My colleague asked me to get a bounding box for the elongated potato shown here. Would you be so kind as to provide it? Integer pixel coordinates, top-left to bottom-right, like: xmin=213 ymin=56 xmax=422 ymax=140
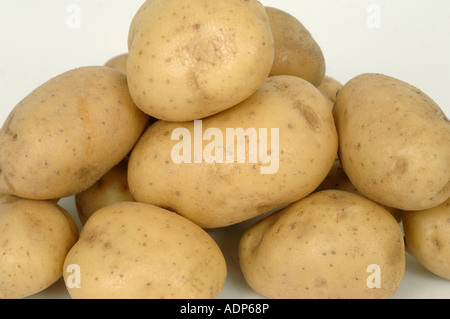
xmin=63 ymin=202 xmax=227 ymax=299
xmin=0 ymin=195 xmax=78 ymax=299
xmin=333 ymin=73 xmax=450 ymax=211
xmin=0 ymin=66 xmax=149 ymax=200
xmin=402 ymin=198 xmax=450 ymax=280
xmin=128 ymin=75 xmax=338 ymax=228
xmin=127 ymin=0 xmax=274 ymax=122
xmin=266 ymin=6 xmax=326 ymax=87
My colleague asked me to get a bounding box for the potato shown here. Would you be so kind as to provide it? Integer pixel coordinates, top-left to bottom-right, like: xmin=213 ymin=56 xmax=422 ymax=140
xmin=0 ymin=195 xmax=78 ymax=299
xmin=128 ymin=75 xmax=338 ymax=229
xmin=402 ymin=197 xmax=450 ymax=280
xmin=333 ymin=73 xmax=450 ymax=211
xmin=265 ymin=7 xmax=325 ymax=87
xmin=127 ymin=0 xmax=274 ymax=122
xmin=315 ymin=157 xmax=403 ymax=222
xmin=105 ymin=53 xmax=128 ymax=75
xmin=239 ymin=190 xmax=406 ymax=299
xmin=75 ymin=158 xmax=135 ymax=225
xmin=63 ymin=201 xmax=227 ymax=299
xmin=318 ymin=76 xmax=343 ymax=106
xmin=0 ymin=66 xmax=149 ymax=200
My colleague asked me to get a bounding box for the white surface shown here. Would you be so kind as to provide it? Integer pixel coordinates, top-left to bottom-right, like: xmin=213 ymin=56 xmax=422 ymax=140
xmin=0 ymin=0 xmax=449 ymax=299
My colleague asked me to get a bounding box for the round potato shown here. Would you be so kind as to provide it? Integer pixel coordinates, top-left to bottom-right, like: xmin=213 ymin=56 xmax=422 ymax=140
xmin=0 ymin=66 xmax=149 ymax=200
xmin=0 ymin=195 xmax=78 ymax=299
xmin=128 ymin=75 xmax=338 ymax=228
xmin=105 ymin=53 xmax=128 ymax=75
xmin=333 ymin=73 xmax=450 ymax=211
xmin=75 ymin=158 xmax=135 ymax=225
xmin=239 ymin=190 xmax=406 ymax=299
xmin=402 ymin=197 xmax=450 ymax=280
xmin=266 ymin=7 xmax=325 ymax=87
xmin=127 ymin=0 xmax=274 ymax=122
xmin=63 ymin=201 xmax=227 ymax=299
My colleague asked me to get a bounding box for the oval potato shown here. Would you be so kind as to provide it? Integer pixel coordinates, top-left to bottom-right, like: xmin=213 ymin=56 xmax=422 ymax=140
xmin=105 ymin=53 xmax=128 ymax=75
xmin=266 ymin=6 xmax=326 ymax=87
xmin=402 ymin=197 xmax=450 ymax=280
xmin=0 ymin=195 xmax=78 ymax=299
xmin=127 ymin=0 xmax=274 ymax=122
xmin=0 ymin=66 xmax=149 ymax=200
xmin=128 ymin=75 xmax=338 ymax=228
xmin=239 ymin=190 xmax=406 ymax=299
xmin=333 ymin=73 xmax=450 ymax=211
xmin=63 ymin=201 xmax=227 ymax=299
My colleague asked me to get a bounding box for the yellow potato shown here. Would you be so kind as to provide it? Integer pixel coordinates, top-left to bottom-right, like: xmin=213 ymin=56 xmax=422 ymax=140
xmin=63 ymin=201 xmax=227 ymax=299
xmin=266 ymin=7 xmax=326 ymax=87
xmin=0 ymin=195 xmax=78 ymax=299
xmin=318 ymin=75 xmax=343 ymax=106
xmin=105 ymin=53 xmax=128 ymax=75
xmin=0 ymin=66 xmax=149 ymax=200
xmin=315 ymin=157 xmax=403 ymax=222
xmin=128 ymin=75 xmax=338 ymax=228
xmin=333 ymin=73 xmax=450 ymax=211
xmin=75 ymin=158 xmax=135 ymax=225
xmin=127 ymin=0 xmax=274 ymax=122
xmin=239 ymin=190 xmax=406 ymax=299
xmin=402 ymin=197 xmax=450 ymax=280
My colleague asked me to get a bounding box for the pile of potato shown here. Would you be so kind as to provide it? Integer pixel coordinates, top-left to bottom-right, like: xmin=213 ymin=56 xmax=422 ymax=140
xmin=0 ymin=0 xmax=449 ymax=299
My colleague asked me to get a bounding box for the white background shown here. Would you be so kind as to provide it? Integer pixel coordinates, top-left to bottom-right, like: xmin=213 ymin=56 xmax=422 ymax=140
xmin=0 ymin=0 xmax=449 ymax=299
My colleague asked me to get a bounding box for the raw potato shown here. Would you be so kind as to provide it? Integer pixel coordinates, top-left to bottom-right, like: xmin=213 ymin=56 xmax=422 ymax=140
xmin=266 ymin=7 xmax=325 ymax=87
xmin=315 ymin=158 xmax=403 ymax=222
xmin=402 ymin=197 xmax=450 ymax=280
xmin=128 ymin=75 xmax=338 ymax=228
xmin=63 ymin=201 xmax=227 ymax=299
xmin=0 ymin=195 xmax=78 ymax=299
xmin=105 ymin=53 xmax=128 ymax=75
xmin=0 ymin=66 xmax=149 ymax=200
xmin=75 ymin=159 xmax=135 ymax=225
xmin=318 ymin=76 xmax=343 ymax=106
xmin=127 ymin=0 xmax=274 ymax=122
xmin=239 ymin=190 xmax=406 ymax=299
xmin=333 ymin=73 xmax=450 ymax=211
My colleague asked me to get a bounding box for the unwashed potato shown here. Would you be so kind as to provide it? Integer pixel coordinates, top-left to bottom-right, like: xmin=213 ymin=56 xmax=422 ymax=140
xmin=318 ymin=75 xmax=343 ymax=107
xmin=128 ymin=75 xmax=338 ymax=229
xmin=127 ymin=0 xmax=274 ymax=122
xmin=333 ymin=73 xmax=450 ymax=211
xmin=239 ymin=190 xmax=406 ymax=299
xmin=0 ymin=195 xmax=78 ymax=299
xmin=402 ymin=197 xmax=450 ymax=280
xmin=105 ymin=53 xmax=128 ymax=75
xmin=63 ymin=201 xmax=227 ymax=299
xmin=75 ymin=158 xmax=135 ymax=225
xmin=0 ymin=66 xmax=149 ymax=200
xmin=266 ymin=6 xmax=326 ymax=87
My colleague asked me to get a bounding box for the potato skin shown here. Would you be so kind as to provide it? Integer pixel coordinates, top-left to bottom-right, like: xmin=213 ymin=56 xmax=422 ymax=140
xmin=0 ymin=66 xmax=149 ymax=200
xmin=128 ymin=75 xmax=338 ymax=228
xmin=75 ymin=159 xmax=135 ymax=225
xmin=333 ymin=73 xmax=450 ymax=211
xmin=0 ymin=195 xmax=78 ymax=299
xmin=105 ymin=53 xmax=128 ymax=75
xmin=402 ymin=198 xmax=450 ymax=280
xmin=63 ymin=202 xmax=227 ymax=299
xmin=239 ymin=190 xmax=405 ymax=299
xmin=266 ymin=7 xmax=325 ymax=87
xmin=127 ymin=0 xmax=274 ymax=122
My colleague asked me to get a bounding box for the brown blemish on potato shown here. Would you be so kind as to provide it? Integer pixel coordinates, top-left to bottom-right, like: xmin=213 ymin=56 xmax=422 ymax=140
xmin=294 ymin=101 xmax=319 ymax=130
xmin=394 ymin=157 xmax=408 ymax=175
